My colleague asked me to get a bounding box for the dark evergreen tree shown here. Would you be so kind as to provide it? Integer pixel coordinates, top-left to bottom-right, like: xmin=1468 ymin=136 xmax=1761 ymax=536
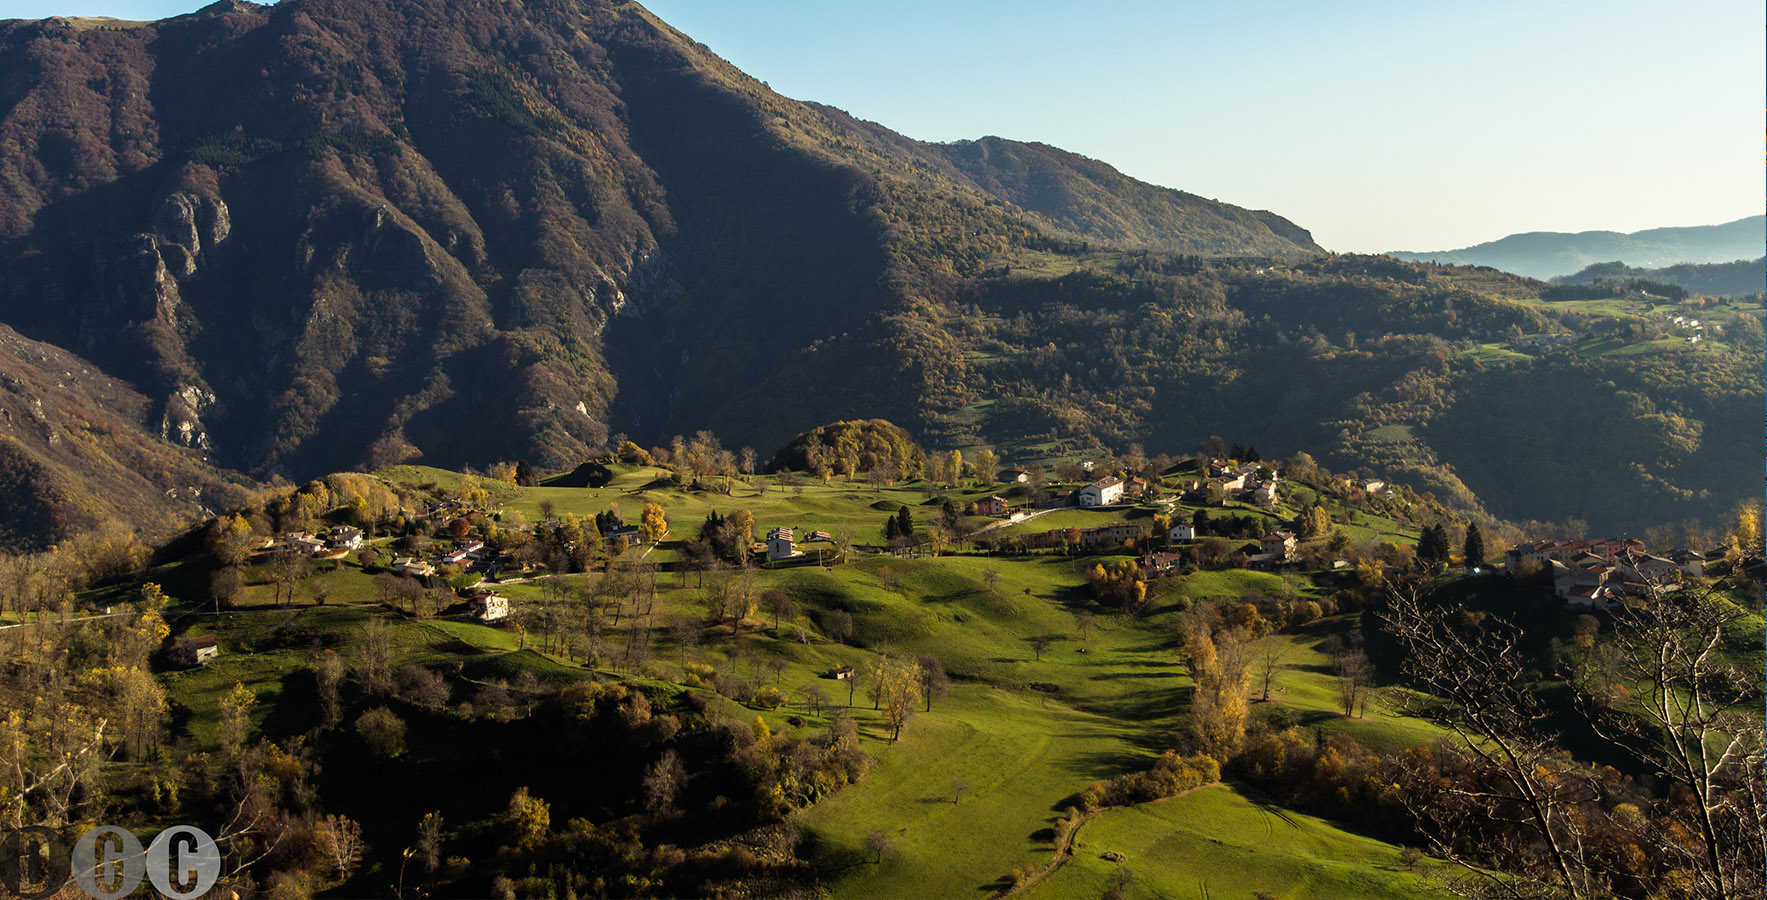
xmin=1464 ymin=523 xmax=1487 ymax=567
xmin=1418 ymin=523 xmax=1451 ymax=564
xmin=896 ymin=506 xmax=914 ymax=537
xmin=884 ymin=514 xmax=901 ymax=540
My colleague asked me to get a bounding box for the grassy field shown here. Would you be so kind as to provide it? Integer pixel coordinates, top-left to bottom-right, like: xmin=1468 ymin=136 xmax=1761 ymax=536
xmin=139 ymin=464 xmax=1473 ymax=899
xmin=1027 ymin=783 xmax=1444 ymax=900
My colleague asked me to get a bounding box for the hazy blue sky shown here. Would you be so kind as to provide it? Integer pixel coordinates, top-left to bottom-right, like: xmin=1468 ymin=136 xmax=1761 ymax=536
xmin=6 ymin=0 xmax=1759 ymax=251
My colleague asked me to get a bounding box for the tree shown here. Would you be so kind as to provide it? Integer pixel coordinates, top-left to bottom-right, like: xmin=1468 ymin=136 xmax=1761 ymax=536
xmin=1029 ymin=635 xmax=1054 ymax=661
xmin=1567 ymin=586 xmax=1765 ymax=900
xmin=217 ymin=682 xmax=256 ymax=760
xmin=763 ymin=590 xmax=795 ymax=633
xmin=863 ymin=829 xmax=893 ymax=864
xmin=881 ymin=661 xmax=922 ymax=740
xmin=1255 ymin=639 xmax=1288 ymax=702
xmin=824 ymin=609 xmax=853 ymax=645
xmin=1187 ymin=627 xmax=1250 ymax=759
xmin=1332 ymin=647 xmax=1373 ymax=717
xmin=1463 ymin=523 xmax=1487 ymax=568
xmin=642 ymin=749 xmax=687 ymax=815
xmin=317 ymin=814 xmax=365 ymax=882
xmin=952 ymin=777 xmax=971 ymax=804
xmin=972 ymin=448 xmax=997 ymax=485
xmin=1416 ymin=523 xmax=1451 ymax=567
xmin=895 ymin=506 xmax=914 ymax=539
xmin=944 ymin=449 xmax=963 ymax=485
xmin=641 ymin=502 xmax=668 ymax=542
xmin=315 ymin=652 xmax=345 ymax=729
xmin=916 ymin=653 xmax=949 ymax=712
xmin=416 ymin=811 xmax=444 ymax=877
xmin=209 ymin=566 xmax=243 ymax=611
xmin=356 ymin=706 xmax=407 ymax=758
xmin=1381 ymin=578 xmax=1604 ymax=899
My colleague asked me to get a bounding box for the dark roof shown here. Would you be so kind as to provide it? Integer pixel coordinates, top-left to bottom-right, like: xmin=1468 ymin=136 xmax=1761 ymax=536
xmin=189 ymin=636 xmax=218 ymax=649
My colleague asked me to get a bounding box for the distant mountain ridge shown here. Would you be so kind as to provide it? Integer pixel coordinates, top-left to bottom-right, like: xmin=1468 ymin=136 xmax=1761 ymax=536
xmin=1554 ymin=257 xmax=1764 ymax=298
xmin=1390 ymin=216 xmax=1764 ymax=280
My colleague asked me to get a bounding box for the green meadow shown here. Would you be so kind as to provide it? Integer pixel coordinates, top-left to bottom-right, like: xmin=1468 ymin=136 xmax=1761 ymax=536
xmin=1028 ymin=783 xmax=1442 ymax=900
xmin=147 ymin=467 xmax=1464 ymax=899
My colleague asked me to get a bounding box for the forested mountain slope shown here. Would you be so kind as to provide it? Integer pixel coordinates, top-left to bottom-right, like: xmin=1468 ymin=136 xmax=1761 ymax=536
xmin=0 ymin=0 xmax=1757 ymax=539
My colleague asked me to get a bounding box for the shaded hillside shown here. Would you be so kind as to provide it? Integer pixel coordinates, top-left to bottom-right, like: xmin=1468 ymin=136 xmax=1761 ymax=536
xmin=0 ymin=0 xmax=1317 ymax=485
xmin=0 ymin=0 xmax=1756 ymax=537
xmin=1391 ymin=216 xmax=1764 ymax=279
xmin=1555 ymin=257 xmax=1763 ymax=298
xmin=0 ymin=323 xmax=248 ymax=549
xmin=935 ymin=253 xmax=1762 ymax=534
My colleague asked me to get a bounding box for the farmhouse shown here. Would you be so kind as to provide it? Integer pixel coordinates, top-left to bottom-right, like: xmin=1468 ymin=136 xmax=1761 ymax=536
xmin=1668 ymin=549 xmax=1706 ymax=578
xmin=391 ymin=556 xmax=436 ymax=577
xmin=188 ymin=635 xmax=220 ymax=665
xmin=1261 ymin=532 xmax=1297 ymax=561
xmin=328 ymin=526 xmax=364 ymax=550
xmin=1140 ymin=551 xmax=1184 ymax=575
xmin=977 ymin=496 xmax=1008 ymax=517
xmin=470 ymin=590 xmax=510 ymax=623
xmin=767 ymin=527 xmax=796 ymax=561
xmin=607 ymin=525 xmax=645 ymax=549
xmin=1172 ymin=522 xmax=1197 ymax=541
xmin=1078 ymin=476 xmax=1124 ymax=507
xmin=1006 ymin=467 xmax=1032 ymax=483
xmin=276 ymin=532 xmax=327 ymax=556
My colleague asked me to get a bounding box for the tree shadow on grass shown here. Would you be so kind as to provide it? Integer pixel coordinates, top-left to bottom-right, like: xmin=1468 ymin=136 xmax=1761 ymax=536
xmin=797 ymin=829 xmax=869 ymax=876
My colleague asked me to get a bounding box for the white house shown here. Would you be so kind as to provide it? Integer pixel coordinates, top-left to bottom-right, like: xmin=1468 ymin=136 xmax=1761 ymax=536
xmin=1253 ymin=483 xmax=1279 ymax=507
xmin=391 ymin=556 xmax=436 ymax=577
xmin=1078 ymin=476 xmax=1124 ymax=507
xmin=1172 ymin=523 xmax=1197 ymax=541
xmin=767 ymin=527 xmax=796 ymax=561
xmin=471 ymin=590 xmax=510 ymax=623
xmin=328 ymin=526 xmax=364 ymax=550
xmin=1668 ymin=549 xmax=1706 ymax=578
xmin=189 ymin=636 xmax=219 ymax=664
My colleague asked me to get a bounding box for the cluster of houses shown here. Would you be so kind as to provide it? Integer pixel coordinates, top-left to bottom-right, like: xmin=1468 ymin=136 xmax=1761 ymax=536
xmin=1020 ymin=521 xmax=1148 ymax=550
xmin=1175 ymin=460 xmax=1283 ymax=509
xmin=386 ymin=538 xmax=499 ymax=580
xmin=1041 ymin=475 xmax=1154 ymax=509
xmin=1506 ymin=539 xmax=1705 ymax=610
xmin=1141 ymin=530 xmax=1297 ymax=574
xmin=266 ymin=525 xmax=364 ymax=558
xmin=1668 ymin=314 xmax=1711 ymax=344
xmin=765 ymin=527 xmax=835 ymax=562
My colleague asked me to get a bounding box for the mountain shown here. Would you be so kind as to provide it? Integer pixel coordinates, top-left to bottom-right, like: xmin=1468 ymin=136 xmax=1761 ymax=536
xmin=0 ymin=0 xmax=1315 ymax=486
xmin=0 ymin=0 xmax=1758 ymax=539
xmin=1554 ymin=257 xmax=1764 ymax=298
xmin=1389 ymin=216 xmax=1764 ymax=280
